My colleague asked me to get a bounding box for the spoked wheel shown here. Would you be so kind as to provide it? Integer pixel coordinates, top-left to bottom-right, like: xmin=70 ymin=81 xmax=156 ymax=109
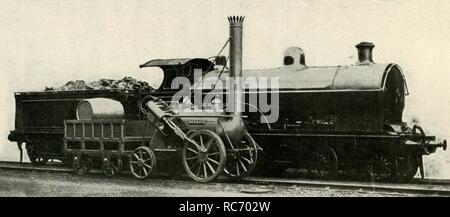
xmin=366 ymin=152 xmax=395 ymax=181
xmin=103 ymin=156 xmax=123 ymax=177
xmin=224 ymin=131 xmax=259 ymax=179
xmin=396 ymin=151 xmax=419 ymax=181
xmin=129 ymin=146 xmax=156 ymax=179
xmin=27 ymin=144 xmax=49 ymax=166
xmin=183 ymin=130 xmax=226 ymax=183
xmin=72 ymin=155 xmax=92 ymax=175
xmin=307 ymin=145 xmax=339 ymax=179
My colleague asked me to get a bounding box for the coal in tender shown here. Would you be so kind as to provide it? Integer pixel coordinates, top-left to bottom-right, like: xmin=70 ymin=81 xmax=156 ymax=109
xmin=45 ymin=77 xmax=155 ymax=92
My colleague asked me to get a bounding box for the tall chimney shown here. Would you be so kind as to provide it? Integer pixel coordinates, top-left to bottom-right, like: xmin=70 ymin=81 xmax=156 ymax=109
xmin=228 ymin=16 xmax=244 ymax=115
xmin=356 ymin=42 xmax=375 ymax=64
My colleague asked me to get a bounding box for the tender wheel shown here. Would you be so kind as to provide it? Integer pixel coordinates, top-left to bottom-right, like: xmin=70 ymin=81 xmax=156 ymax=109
xmin=224 ymin=131 xmax=259 ymax=179
xmin=129 ymin=146 xmax=156 ymax=179
xmin=103 ymin=156 xmax=123 ymax=177
xmin=31 ymin=155 xmax=49 ymax=166
xmin=183 ymin=130 xmax=226 ymax=183
xmin=27 ymin=144 xmax=49 ymax=166
xmin=72 ymin=155 xmax=91 ymax=175
xmin=366 ymin=151 xmax=395 ymax=181
xmin=307 ymin=145 xmax=339 ymax=179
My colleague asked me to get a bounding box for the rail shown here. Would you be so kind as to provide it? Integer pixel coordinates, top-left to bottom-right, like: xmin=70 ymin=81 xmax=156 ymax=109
xmin=1 ymin=161 xmax=450 ymax=196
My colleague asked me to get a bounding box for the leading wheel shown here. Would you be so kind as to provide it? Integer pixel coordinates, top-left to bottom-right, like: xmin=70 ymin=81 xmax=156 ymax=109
xmin=129 ymin=146 xmax=156 ymax=179
xmin=365 ymin=151 xmax=395 ymax=181
xmin=223 ymin=131 xmax=259 ymax=179
xmin=307 ymin=145 xmax=339 ymax=179
xmin=396 ymin=151 xmax=419 ymax=181
xmin=183 ymin=130 xmax=226 ymax=183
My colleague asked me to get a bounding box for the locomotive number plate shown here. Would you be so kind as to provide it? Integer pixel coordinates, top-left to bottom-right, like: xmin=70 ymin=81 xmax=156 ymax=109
xmin=187 ymin=120 xmax=207 ymax=125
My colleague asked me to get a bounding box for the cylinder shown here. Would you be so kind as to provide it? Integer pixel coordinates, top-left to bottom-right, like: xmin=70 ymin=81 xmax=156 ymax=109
xmin=228 ymin=16 xmax=245 ymax=115
xmin=76 ymin=98 xmax=124 ymax=120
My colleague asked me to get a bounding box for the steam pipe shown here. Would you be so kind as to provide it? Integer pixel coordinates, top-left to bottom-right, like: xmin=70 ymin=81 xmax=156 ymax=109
xmin=217 ymin=16 xmax=246 ymax=146
xmin=228 ymin=16 xmax=244 ymax=116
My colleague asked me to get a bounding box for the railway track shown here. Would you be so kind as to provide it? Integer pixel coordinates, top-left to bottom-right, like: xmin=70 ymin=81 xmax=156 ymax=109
xmin=0 ymin=161 xmax=70 ymax=172
xmin=0 ymin=161 xmax=449 ymax=196
xmin=242 ymin=177 xmax=450 ymax=196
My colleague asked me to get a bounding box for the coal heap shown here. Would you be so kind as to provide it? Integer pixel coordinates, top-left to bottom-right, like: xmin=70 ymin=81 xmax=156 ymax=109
xmin=45 ymin=77 xmax=155 ymax=92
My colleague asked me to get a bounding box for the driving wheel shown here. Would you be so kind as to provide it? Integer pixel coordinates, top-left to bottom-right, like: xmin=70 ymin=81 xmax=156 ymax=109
xmin=182 ymin=130 xmax=226 ymax=183
xmin=223 ymin=131 xmax=259 ymax=179
xmin=307 ymin=145 xmax=339 ymax=178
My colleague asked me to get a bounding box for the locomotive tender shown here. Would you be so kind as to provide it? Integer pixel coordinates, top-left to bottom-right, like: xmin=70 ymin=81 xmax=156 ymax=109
xmin=7 ymin=16 xmax=447 ymax=182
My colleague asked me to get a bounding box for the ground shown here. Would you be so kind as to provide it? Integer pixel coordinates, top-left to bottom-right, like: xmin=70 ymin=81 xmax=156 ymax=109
xmin=0 ymin=169 xmax=423 ymax=197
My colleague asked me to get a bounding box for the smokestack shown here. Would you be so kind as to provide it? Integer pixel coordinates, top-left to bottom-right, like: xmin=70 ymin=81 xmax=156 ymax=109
xmin=356 ymin=42 xmax=375 ymax=64
xmin=228 ymin=16 xmax=244 ymax=115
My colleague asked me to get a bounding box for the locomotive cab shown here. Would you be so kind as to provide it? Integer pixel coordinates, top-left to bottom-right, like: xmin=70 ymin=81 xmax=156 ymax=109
xmin=139 ymin=58 xmax=214 ymax=90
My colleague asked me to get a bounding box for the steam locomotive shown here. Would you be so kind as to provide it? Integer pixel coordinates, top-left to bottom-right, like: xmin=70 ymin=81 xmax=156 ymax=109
xmin=7 ymin=16 xmax=447 ymax=182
